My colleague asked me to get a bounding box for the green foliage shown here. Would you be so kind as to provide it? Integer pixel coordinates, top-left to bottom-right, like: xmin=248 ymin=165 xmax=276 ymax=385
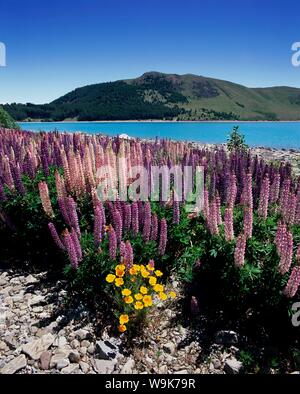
xmin=227 ymin=126 xmax=249 ymax=153
xmin=0 ymin=106 xmax=19 ymax=128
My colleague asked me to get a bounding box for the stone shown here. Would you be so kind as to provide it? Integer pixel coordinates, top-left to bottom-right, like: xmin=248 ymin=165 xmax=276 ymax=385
xmin=81 ymin=340 xmax=90 ymax=348
xmin=53 ymin=336 xmax=68 ymax=347
xmin=40 ymin=351 xmax=51 ymax=370
xmin=94 ymin=359 xmax=116 ymax=374
xmin=32 ymin=306 xmax=43 ymax=313
xmin=0 ymin=354 xmax=27 ymax=374
xmin=71 ymin=339 xmax=80 ymax=349
xmin=120 ymin=358 xmax=135 ymax=374
xmin=95 ymin=340 xmax=119 ymax=360
xmin=56 ymin=359 xmax=70 ymax=370
xmin=215 ymin=330 xmax=238 ymax=346
xmin=163 ymin=342 xmax=176 ymax=355
xmin=158 ymin=365 xmax=168 ymax=374
xmin=0 ymin=278 xmax=8 ymax=286
xmin=69 ymin=351 xmax=81 ymax=363
xmin=25 ymin=275 xmax=38 ymax=285
xmin=87 ymin=344 xmax=95 ymax=355
xmin=174 ymin=370 xmax=188 ymax=374
xmin=224 ymin=358 xmax=243 ymax=374
xmin=22 ymin=333 xmax=54 ymax=360
xmin=80 ymin=361 xmax=90 ymax=373
xmin=212 ymin=358 xmax=222 ymax=369
xmin=74 ymin=329 xmax=90 ymax=341
xmin=28 ymin=295 xmax=45 ymax=307
xmin=61 ymin=364 xmax=80 ymax=374
xmin=50 ymin=350 xmax=70 ymax=369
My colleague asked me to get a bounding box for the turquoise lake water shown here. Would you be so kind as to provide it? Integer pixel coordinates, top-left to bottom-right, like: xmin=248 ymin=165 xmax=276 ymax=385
xmin=18 ymin=121 xmax=300 ymax=150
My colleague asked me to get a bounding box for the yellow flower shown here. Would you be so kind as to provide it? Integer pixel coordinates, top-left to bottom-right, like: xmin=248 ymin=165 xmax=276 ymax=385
xmin=134 ymin=301 xmax=144 ymax=310
xmin=153 ymin=284 xmax=164 ymax=293
xmin=140 ymin=265 xmax=146 ymax=271
xmin=154 ymin=270 xmax=163 ymax=277
xmin=141 ymin=269 xmax=150 ymax=278
xmin=140 ymin=286 xmax=148 ymax=295
xmin=118 ymin=324 xmax=126 ymax=333
xmin=122 ymin=288 xmax=131 ymax=296
xmin=119 ymin=314 xmax=129 ymax=325
xmin=124 ymin=296 xmax=134 ymax=304
xmin=169 ymin=291 xmax=176 ymax=299
xmin=133 ymin=264 xmax=141 ymax=272
xmin=115 ymin=265 xmax=125 ymax=277
xmin=146 ymin=263 xmax=155 ymax=271
xmin=115 ymin=278 xmax=124 ymax=287
xmin=106 ymin=274 xmax=116 ymax=283
xmin=159 ymin=292 xmax=167 ymax=301
xmin=134 ymin=293 xmax=143 ymax=300
xmin=129 ymin=267 xmax=137 ymax=275
xmin=149 ymin=276 xmax=157 ymax=286
xmin=143 ymin=295 xmax=153 ymax=307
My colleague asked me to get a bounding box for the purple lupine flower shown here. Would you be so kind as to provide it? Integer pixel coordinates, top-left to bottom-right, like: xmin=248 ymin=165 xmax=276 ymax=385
xmin=48 ymin=222 xmax=65 ymax=250
xmin=278 ymin=230 xmax=293 ymax=275
xmin=124 ymin=203 xmax=131 ymax=231
xmin=58 ymin=197 xmax=71 ymax=226
xmin=108 ymin=226 xmax=117 ymax=260
xmin=63 ymin=231 xmax=78 ymax=269
xmin=150 ymin=214 xmax=158 ymax=241
xmin=207 ymin=200 xmax=219 ymax=236
xmin=203 ymin=189 xmax=210 ymax=219
xmin=142 ymin=201 xmax=151 ymax=242
xmin=172 ymin=200 xmax=180 ymax=225
xmin=131 ymin=202 xmax=139 ymax=236
xmin=66 ymin=197 xmax=81 ymax=237
xmin=224 ymin=207 xmax=234 ymax=241
xmin=215 ymin=195 xmax=222 ymax=225
xmin=158 ymin=218 xmax=168 ymax=255
xmin=113 ymin=208 xmax=122 ymax=244
xmin=119 ymin=241 xmax=126 ymax=264
xmin=12 ymin=163 xmax=25 ymax=195
xmin=234 ymin=233 xmax=247 ymax=268
xmin=71 ymin=228 xmax=83 ymax=262
xmin=286 ymin=193 xmax=297 ymax=225
xmin=0 ymin=181 xmax=6 ymax=201
xmin=269 ymin=173 xmax=280 ymax=204
xmin=296 ymin=245 xmax=300 ymax=262
xmin=283 ymin=266 xmax=300 ymax=298
xmin=125 ymin=240 xmax=134 ymax=268
xmin=93 ymin=206 xmax=103 ymax=248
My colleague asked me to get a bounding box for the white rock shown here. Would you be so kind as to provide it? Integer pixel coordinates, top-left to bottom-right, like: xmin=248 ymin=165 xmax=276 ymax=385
xmin=95 ymin=340 xmax=119 ymax=360
xmin=28 ymin=295 xmax=45 ymax=307
xmin=25 ymin=275 xmax=38 ymax=285
xmin=224 ymin=358 xmax=243 ymax=374
xmin=120 ymin=358 xmax=135 ymax=374
xmin=69 ymin=351 xmax=81 ymax=363
xmin=0 ymin=354 xmax=27 ymax=374
xmin=22 ymin=333 xmax=54 ymax=360
xmin=80 ymin=361 xmax=90 ymax=373
xmin=56 ymin=359 xmax=70 ymax=370
xmin=94 ymin=359 xmax=116 ymax=374
xmin=53 ymin=336 xmax=68 ymax=347
xmin=61 ymin=364 xmax=80 ymax=374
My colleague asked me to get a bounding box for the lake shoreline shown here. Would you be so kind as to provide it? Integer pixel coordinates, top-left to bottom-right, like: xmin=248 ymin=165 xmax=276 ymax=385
xmin=19 ymin=119 xmax=300 ymax=123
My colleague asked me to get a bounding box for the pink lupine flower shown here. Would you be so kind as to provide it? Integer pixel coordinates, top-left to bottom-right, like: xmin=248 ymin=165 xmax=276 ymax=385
xmin=234 ymin=233 xmax=247 ymax=268
xmin=203 ymin=189 xmax=210 ymax=219
xmin=279 ymin=179 xmax=291 ymax=215
xmin=48 ymin=222 xmax=65 ymax=250
xmin=276 ymin=225 xmax=293 ymax=275
xmin=258 ymin=175 xmax=270 ymax=219
xmin=125 ymin=240 xmax=134 ymax=268
xmin=124 ymin=204 xmax=131 ymax=231
xmin=55 ymin=171 xmax=67 ymax=199
xmin=142 ymin=201 xmax=151 ymax=242
xmin=208 ymin=200 xmax=219 ymax=236
xmin=148 ymin=259 xmax=155 ymax=270
xmin=150 ymin=214 xmax=158 ymax=241
xmin=38 ymin=181 xmax=54 ymax=218
xmin=158 ymin=218 xmax=168 ymax=256
xmin=241 ymin=173 xmax=253 ymax=208
xmin=283 ymin=266 xmax=300 ymax=298
xmin=296 ymin=245 xmax=300 ymax=262
xmin=243 ymin=206 xmax=253 ymax=239
xmin=119 ymin=241 xmax=126 ymax=264
xmin=269 ymin=173 xmax=280 ymax=204
xmin=224 ymin=207 xmax=234 ymax=241
xmin=108 ymin=226 xmax=117 ymax=260
xmin=228 ymin=175 xmax=237 ymax=209
xmin=286 ymin=193 xmax=297 ymax=225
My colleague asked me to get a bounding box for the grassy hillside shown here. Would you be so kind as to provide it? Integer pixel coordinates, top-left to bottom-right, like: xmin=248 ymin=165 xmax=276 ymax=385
xmin=4 ymin=72 xmax=300 ymax=121
xmin=0 ymin=106 xmax=18 ymax=128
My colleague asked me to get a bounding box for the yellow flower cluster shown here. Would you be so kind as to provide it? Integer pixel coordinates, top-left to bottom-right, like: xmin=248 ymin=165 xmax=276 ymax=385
xmin=105 ymin=262 xmax=176 ymax=333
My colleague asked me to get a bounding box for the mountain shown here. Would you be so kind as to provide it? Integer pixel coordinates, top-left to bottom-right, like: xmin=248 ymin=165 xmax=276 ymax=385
xmin=0 ymin=106 xmax=18 ymax=128
xmin=4 ymin=71 xmax=300 ymax=121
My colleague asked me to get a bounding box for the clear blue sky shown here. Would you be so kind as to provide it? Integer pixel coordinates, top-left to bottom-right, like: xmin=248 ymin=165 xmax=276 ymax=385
xmin=0 ymin=0 xmax=300 ymax=103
